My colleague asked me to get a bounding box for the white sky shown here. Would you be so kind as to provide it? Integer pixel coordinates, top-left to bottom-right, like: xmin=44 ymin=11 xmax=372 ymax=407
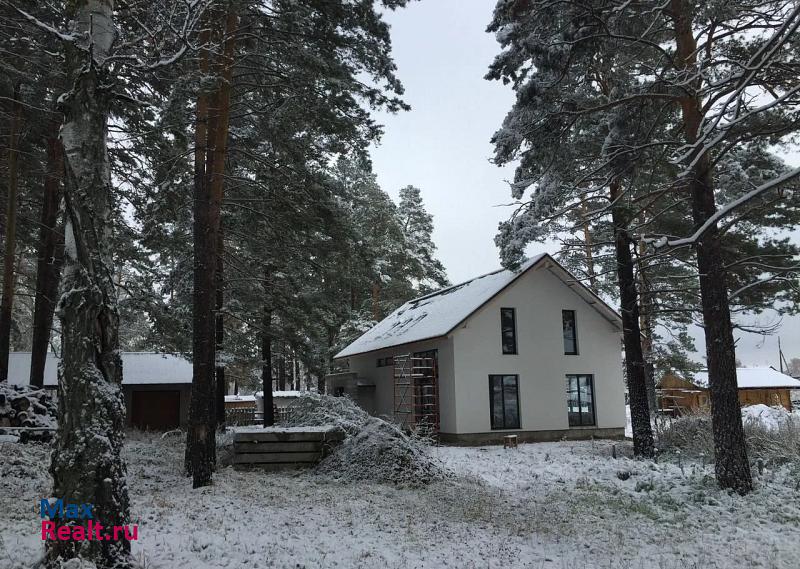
xmin=369 ymin=0 xmax=799 ymax=368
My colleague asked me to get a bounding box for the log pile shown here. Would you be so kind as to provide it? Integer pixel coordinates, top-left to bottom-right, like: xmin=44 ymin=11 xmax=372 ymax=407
xmin=0 ymin=383 xmax=57 ymax=442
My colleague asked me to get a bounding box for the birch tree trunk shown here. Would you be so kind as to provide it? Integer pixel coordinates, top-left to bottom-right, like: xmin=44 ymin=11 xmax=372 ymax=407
xmin=610 ymin=181 xmax=654 ymax=457
xmin=0 ymin=83 xmax=22 ymax=382
xmin=47 ymin=1 xmax=131 ymax=566
xmin=30 ymin=119 xmax=65 ymax=388
xmin=669 ymin=0 xmax=752 ymax=494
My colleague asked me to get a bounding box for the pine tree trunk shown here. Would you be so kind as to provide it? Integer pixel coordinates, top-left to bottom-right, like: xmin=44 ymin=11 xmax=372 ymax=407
xmin=0 ymin=83 xmax=22 ymax=382
xmin=187 ymin=4 xmax=237 ymax=487
xmin=47 ymin=1 xmax=131 ymax=566
xmin=30 ymin=120 xmax=65 ymax=388
xmin=215 ymin=229 xmax=225 ymax=427
xmin=637 ymin=235 xmax=658 ymax=415
xmin=579 ymin=201 xmax=597 ymax=291
xmin=262 ymin=284 xmax=274 ymax=427
xmin=610 ymin=181 xmax=654 ymax=458
xmin=670 ymin=0 xmax=752 ymax=494
xmin=278 ymin=343 xmax=286 ymax=391
xmin=186 ymin=23 xmax=215 ymax=485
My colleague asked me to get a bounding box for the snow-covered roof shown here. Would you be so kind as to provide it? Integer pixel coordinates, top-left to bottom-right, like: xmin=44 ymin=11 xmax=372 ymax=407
xmin=225 ymin=395 xmax=256 ymax=403
xmin=335 ymin=253 xmax=622 ymax=359
xmin=7 ymin=352 xmax=193 ymax=387
xmin=691 ymin=367 xmax=800 ymax=390
xmin=254 ymin=391 xmax=303 ymax=398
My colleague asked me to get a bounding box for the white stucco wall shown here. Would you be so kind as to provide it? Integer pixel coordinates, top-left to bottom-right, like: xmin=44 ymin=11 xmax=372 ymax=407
xmin=343 ymin=336 xmax=457 ymax=433
xmin=449 ymin=262 xmax=625 ymax=435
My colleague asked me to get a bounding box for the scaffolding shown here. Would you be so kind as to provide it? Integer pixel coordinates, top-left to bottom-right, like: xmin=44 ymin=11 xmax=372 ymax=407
xmin=393 ymin=353 xmax=439 ymax=436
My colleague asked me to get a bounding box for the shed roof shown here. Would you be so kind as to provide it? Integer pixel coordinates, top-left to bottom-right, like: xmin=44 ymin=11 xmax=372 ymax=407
xmin=691 ymin=367 xmax=800 ymax=390
xmin=335 ymin=253 xmax=622 ymax=359
xmin=7 ymin=352 xmax=193 ymax=387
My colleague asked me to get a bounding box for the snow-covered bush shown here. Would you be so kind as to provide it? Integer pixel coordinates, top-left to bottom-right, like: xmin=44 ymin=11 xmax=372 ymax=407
xmin=285 ymin=393 xmax=452 ymax=485
xmin=657 ymin=406 xmax=800 ymax=465
xmin=283 ymin=393 xmax=370 ymax=434
xmin=316 ymin=417 xmax=452 ymax=486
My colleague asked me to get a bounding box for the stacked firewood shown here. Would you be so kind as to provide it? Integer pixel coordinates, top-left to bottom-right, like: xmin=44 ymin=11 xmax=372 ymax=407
xmin=0 ymin=384 xmax=57 ymax=441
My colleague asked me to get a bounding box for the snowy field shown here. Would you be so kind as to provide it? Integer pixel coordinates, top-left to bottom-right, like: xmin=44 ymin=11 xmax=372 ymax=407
xmin=2 ymin=429 xmax=799 ymax=569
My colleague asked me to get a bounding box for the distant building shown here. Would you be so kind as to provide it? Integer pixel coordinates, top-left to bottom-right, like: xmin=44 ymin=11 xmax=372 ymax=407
xmin=329 ymin=254 xmax=626 ymax=444
xmin=659 ymin=367 xmax=800 ymax=414
xmin=8 ymin=352 xmax=192 ymax=430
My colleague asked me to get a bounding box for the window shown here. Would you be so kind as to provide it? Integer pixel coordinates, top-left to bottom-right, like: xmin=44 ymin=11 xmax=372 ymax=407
xmin=376 ymin=356 xmax=394 ymax=368
xmin=500 ymin=308 xmax=517 ymax=355
xmin=562 ymin=310 xmax=578 ymax=355
xmin=566 ymin=374 xmax=595 ymax=426
xmin=489 ymin=375 xmax=520 ymax=429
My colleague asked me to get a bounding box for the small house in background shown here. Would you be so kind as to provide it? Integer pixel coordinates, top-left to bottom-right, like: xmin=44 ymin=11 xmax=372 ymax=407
xmin=8 ymin=352 xmax=192 ymax=430
xmin=659 ymin=367 xmax=800 ymax=414
xmin=224 ymin=394 xmax=256 ymax=410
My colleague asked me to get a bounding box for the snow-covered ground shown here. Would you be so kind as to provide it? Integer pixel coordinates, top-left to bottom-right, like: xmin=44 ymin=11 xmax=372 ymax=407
xmin=2 ymin=430 xmax=799 ymax=569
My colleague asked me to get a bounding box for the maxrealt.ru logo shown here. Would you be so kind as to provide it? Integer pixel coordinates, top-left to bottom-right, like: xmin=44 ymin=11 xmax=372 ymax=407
xmin=39 ymin=499 xmax=138 ymax=542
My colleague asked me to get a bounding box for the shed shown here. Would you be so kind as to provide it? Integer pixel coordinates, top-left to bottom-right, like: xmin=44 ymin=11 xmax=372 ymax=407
xmin=659 ymin=367 xmax=800 ymax=414
xmin=7 ymin=352 xmax=192 ymax=430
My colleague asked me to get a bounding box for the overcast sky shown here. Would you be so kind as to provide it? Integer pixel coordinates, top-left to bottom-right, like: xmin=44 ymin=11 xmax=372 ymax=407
xmin=368 ymin=0 xmax=798 ymax=368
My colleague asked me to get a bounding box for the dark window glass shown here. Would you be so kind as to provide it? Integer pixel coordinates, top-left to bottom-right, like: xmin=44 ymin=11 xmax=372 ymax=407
xmin=501 ymin=308 xmax=517 ymax=355
xmin=489 ymin=375 xmax=521 ymax=429
xmin=566 ymin=374 xmax=595 ymax=426
xmin=562 ymin=310 xmax=578 ymax=355
xmin=376 ymin=357 xmax=394 ymax=368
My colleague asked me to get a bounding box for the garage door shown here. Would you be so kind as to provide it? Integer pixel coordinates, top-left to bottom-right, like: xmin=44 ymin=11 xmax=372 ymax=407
xmin=131 ymin=390 xmax=181 ymax=430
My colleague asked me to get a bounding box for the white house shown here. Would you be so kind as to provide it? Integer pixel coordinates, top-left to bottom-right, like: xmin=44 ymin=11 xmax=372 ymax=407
xmin=329 ymin=253 xmax=626 ymax=444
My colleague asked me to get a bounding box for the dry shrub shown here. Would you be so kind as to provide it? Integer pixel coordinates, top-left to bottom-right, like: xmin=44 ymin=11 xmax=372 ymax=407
xmin=656 ymin=407 xmax=800 ymax=466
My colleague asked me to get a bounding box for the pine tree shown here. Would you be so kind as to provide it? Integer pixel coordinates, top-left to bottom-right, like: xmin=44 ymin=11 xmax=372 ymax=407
xmin=397 ymin=185 xmax=449 ymax=293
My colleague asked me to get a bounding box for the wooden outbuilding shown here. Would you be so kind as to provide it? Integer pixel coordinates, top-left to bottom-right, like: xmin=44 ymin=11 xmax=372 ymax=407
xmin=659 ymin=367 xmax=800 ymax=415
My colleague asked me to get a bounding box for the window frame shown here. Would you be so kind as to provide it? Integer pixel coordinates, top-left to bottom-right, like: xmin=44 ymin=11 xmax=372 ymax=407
xmin=488 ymin=374 xmax=521 ymax=430
xmin=566 ymin=374 xmax=596 ymax=427
xmin=500 ymin=307 xmax=518 ymax=355
xmin=562 ymin=309 xmax=579 ymax=355
xmin=376 ymin=356 xmax=394 ymax=368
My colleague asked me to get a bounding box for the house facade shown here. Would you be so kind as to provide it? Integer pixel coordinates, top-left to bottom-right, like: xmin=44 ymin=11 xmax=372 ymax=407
xmin=330 ymin=254 xmax=626 ymax=444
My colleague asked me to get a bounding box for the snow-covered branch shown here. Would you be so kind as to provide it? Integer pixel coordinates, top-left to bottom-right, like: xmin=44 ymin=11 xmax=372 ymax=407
xmin=651 ymin=166 xmax=800 ymax=249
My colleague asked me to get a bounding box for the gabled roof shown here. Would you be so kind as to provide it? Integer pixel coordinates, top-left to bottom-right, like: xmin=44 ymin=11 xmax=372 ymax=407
xmin=335 ymin=253 xmax=622 ymax=359
xmin=7 ymin=352 xmax=193 ymax=387
xmin=691 ymin=367 xmax=800 ymax=390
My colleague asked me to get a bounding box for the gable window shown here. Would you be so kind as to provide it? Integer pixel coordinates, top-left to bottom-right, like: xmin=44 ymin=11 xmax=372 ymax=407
xmin=489 ymin=375 xmax=520 ymax=429
xmin=500 ymin=308 xmax=517 ymax=355
xmin=562 ymin=310 xmax=578 ymax=355
xmin=376 ymin=356 xmax=394 ymax=368
xmin=566 ymin=374 xmax=595 ymax=426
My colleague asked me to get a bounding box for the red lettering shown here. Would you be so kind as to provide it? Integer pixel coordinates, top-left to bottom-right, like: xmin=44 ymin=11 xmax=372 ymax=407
xmin=72 ymin=526 xmax=86 ymax=541
xmin=123 ymin=525 xmax=138 ymax=541
xmin=57 ymin=525 xmax=71 ymax=540
xmin=93 ymin=522 xmax=104 ymax=541
xmin=113 ymin=526 xmax=122 ymax=540
xmin=41 ymin=520 xmax=56 ymax=540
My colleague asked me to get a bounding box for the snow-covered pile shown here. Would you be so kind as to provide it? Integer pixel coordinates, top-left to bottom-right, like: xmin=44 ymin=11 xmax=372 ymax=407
xmin=283 ymin=392 xmax=370 ymax=434
xmin=741 ymin=404 xmax=796 ymax=430
xmin=0 ymin=383 xmax=56 ymax=441
xmin=657 ymin=405 xmax=800 ymax=463
xmin=316 ymin=417 xmax=452 ymax=485
xmin=285 ymin=393 xmax=451 ymax=485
